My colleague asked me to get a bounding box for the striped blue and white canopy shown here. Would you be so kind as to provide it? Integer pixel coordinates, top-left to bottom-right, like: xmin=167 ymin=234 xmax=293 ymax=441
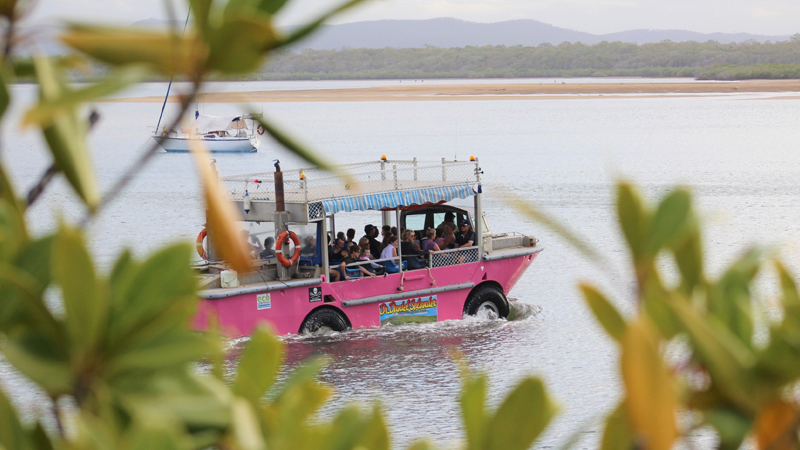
xmin=322 ymin=184 xmax=474 ymax=214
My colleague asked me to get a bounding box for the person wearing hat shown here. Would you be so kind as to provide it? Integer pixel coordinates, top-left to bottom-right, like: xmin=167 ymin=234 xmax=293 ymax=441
xmin=454 ymin=219 xmax=475 ymax=248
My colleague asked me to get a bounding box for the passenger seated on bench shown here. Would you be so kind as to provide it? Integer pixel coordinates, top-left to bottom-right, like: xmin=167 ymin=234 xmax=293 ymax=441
xmin=359 ymin=238 xmax=385 ymax=275
xmin=437 ymin=212 xmax=456 ymax=232
xmin=441 ymin=223 xmax=456 ymax=249
xmin=329 ymin=238 xmax=345 ymax=263
xmin=260 ymin=237 xmax=276 ymax=258
xmin=455 ymin=219 xmax=475 ymax=248
xmin=400 ymin=230 xmax=428 ymax=270
xmin=339 ymin=247 xmax=377 ymax=280
xmin=379 ymin=235 xmax=403 ymax=273
xmin=301 ymin=236 xmax=316 ymax=256
xmin=422 ymin=228 xmax=441 ymax=252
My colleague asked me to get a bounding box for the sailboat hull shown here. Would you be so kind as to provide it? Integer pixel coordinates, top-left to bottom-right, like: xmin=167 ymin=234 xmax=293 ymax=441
xmin=155 ymin=136 xmax=259 ymax=153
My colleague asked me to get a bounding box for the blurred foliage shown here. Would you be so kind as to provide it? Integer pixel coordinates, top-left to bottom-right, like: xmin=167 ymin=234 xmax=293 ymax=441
xmin=576 ymin=183 xmax=800 ymax=449
xmin=0 ymin=0 xmax=557 ymax=449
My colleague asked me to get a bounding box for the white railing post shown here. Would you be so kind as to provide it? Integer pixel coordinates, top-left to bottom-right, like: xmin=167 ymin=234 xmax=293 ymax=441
xmin=441 ymin=157 xmax=446 ymax=182
xmin=413 ymin=157 xmax=418 ymax=181
xmin=393 ymin=164 xmax=398 ymax=190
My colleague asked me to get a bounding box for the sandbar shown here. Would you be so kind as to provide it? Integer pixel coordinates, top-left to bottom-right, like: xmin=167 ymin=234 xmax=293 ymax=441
xmin=113 ymin=79 xmax=800 ymax=103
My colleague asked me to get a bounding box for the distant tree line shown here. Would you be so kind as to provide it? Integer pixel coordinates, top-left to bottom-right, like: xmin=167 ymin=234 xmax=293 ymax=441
xmin=244 ymin=39 xmax=800 ymax=80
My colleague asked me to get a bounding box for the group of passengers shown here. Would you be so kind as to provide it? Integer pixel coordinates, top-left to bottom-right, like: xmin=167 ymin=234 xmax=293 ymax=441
xmin=326 ymin=214 xmax=475 ymax=280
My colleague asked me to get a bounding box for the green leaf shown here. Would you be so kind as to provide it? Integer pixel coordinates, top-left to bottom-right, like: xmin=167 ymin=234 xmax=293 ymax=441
xmin=233 ymin=326 xmax=284 ymax=405
xmin=484 ymin=377 xmax=557 ymax=450
xmin=666 ymin=297 xmax=759 ymax=412
xmin=0 ymin=388 xmax=31 ymax=450
xmin=707 ymin=249 xmax=762 ymax=348
xmin=273 ymin=356 xmax=329 ymax=403
xmin=620 ymin=320 xmax=677 ymax=450
xmin=24 ymin=65 xmax=150 ymax=128
xmin=189 ymin=0 xmax=213 ymax=39
xmin=0 ymin=200 xmax=26 ymax=261
xmin=61 ymin=25 xmax=205 ymax=76
xmin=648 ymin=188 xmax=693 ymax=254
xmin=257 ymin=0 xmax=290 ymax=15
xmin=0 ymin=165 xmax=24 ymax=223
xmin=206 ymin=16 xmax=277 ymax=74
xmin=34 ymin=56 xmax=100 ymax=208
xmin=405 ymin=441 xmax=436 ymax=450
xmin=107 ymin=243 xmax=196 ymax=346
xmin=53 ymin=225 xmax=106 ymax=358
xmin=354 ymin=405 xmax=390 ymax=450
xmin=0 ymin=0 xmax=17 ymax=17
xmin=459 ymin=371 xmax=488 ymax=450
xmin=1 ymin=330 xmax=73 ymax=394
xmin=230 ymin=398 xmax=266 ymax=450
xmin=580 ymin=283 xmax=626 ymax=343
xmin=671 ymin=225 xmax=704 ymax=296
xmin=776 ymin=261 xmax=800 ymax=313
xmin=600 ymin=402 xmax=634 ymax=450
xmin=616 ymin=182 xmax=649 ymax=264
xmin=0 ymin=69 xmax=10 ymax=120
xmin=704 ymin=408 xmax=750 ymax=450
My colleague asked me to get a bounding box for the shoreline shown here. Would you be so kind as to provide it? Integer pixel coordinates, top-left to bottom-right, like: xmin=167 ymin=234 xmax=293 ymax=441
xmin=111 ymin=80 xmax=800 ymax=103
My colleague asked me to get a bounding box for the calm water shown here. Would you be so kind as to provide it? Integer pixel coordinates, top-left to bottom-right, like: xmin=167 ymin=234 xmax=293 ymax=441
xmin=3 ymin=80 xmax=800 ymax=448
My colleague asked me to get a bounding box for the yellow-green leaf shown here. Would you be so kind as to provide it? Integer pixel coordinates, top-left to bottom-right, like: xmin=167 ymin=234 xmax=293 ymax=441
xmin=621 ymin=319 xmax=677 ymax=450
xmin=0 ymin=388 xmax=29 ymax=450
xmin=62 ymin=25 xmax=206 ymax=76
xmin=460 ymin=370 xmax=488 ymax=450
xmin=206 ymin=16 xmax=277 ymax=74
xmin=648 ymin=188 xmax=693 ymax=254
xmin=189 ymin=139 xmax=253 ymax=273
xmin=34 ymin=56 xmax=100 ymax=208
xmin=616 ymin=182 xmax=649 ymax=264
xmin=600 ymin=402 xmax=634 ymax=450
xmin=666 ymin=298 xmax=759 ymax=412
xmin=53 ymin=225 xmax=106 ymax=358
xmin=580 ymin=283 xmax=626 ymax=343
xmin=232 ymin=326 xmax=284 ymax=404
xmin=24 ymin=65 xmax=150 ymax=128
xmin=230 ymin=398 xmax=265 ymax=450
xmin=671 ymin=225 xmax=704 ymax=296
xmin=485 ymin=377 xmax=558 ymax=450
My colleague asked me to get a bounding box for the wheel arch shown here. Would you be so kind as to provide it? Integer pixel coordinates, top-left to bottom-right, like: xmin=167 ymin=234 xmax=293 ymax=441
xmin=298 ymin=305 xmax=352 ymax=333
xmin=463 ymin=280 xmax=506 ymax=315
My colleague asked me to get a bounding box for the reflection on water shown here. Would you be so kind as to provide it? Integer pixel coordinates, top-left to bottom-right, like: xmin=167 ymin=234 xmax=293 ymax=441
xmin=227 ymin=301 xmax=543 ymax=448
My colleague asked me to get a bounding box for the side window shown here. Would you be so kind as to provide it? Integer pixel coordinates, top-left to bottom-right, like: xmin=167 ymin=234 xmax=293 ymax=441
xmin=405 ymin=213 xmax=426 ymax=231
xmin=432 ymin=213 xmax=445 ymax=228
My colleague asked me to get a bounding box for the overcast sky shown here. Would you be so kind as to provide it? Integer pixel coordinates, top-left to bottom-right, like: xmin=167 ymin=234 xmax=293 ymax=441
xmin=24 ymin=0 xmax=800 ymax=36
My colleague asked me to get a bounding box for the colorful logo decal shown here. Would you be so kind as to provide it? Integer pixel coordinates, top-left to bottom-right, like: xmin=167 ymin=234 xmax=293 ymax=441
xmin=257 ymin=293 xmax=271 ymax=310
xmin=379 ymin=295 xmax=438 ymax=326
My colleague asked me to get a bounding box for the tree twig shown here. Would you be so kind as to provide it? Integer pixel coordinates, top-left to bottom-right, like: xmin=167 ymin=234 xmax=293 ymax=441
xmin=26 ymin=164 xmax=58 ymax=206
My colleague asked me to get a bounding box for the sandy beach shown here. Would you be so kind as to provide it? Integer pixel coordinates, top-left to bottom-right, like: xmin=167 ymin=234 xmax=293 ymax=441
xmin=114 ymin=79 xmax=800 ymax=103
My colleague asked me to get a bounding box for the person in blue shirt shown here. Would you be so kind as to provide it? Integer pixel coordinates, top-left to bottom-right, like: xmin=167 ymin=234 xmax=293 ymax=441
xmin=455 ymin=219 xmax=475 ymax=248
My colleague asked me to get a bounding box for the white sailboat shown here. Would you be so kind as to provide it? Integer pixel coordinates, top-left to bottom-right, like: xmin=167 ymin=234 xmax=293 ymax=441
xmin=154 ymin=112 xmax=261 ymax=153
xmin=149 ymin=6 xmax=260 ymax=154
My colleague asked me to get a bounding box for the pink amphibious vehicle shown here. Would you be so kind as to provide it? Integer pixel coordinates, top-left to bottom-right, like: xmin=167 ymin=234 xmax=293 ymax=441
xmin=194 ymin=158 xmax=542 ymax=337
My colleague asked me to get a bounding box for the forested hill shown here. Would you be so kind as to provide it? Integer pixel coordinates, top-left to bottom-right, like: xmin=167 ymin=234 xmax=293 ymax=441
xmin=256 ymin=40 xmax=800 ymax=80
xmin=296 ymin=18 xmax=787 ymax=49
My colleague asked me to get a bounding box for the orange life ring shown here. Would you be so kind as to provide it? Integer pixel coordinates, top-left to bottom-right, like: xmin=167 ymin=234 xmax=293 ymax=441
xmin=196 ymin=228 xmax=208 ymax=260
xmin=256 ymin=125 xmax=265 ymax=135
xmin=275 ymin=230 xmax=301 ymax=267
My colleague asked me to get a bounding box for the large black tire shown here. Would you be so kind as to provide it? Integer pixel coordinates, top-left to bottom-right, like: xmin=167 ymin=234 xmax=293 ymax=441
xmin=464 ymin=284 xmax=510 ymax=319
xmin=299 ymin=308 xmax=350 ymax=334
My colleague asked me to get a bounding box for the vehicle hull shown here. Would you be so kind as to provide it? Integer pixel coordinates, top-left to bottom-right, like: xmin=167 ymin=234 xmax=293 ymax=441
xmin=194 ymin=251 xmax=539 ymax=337
xmin=155 ymin=136 xmax=259 ymax=153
